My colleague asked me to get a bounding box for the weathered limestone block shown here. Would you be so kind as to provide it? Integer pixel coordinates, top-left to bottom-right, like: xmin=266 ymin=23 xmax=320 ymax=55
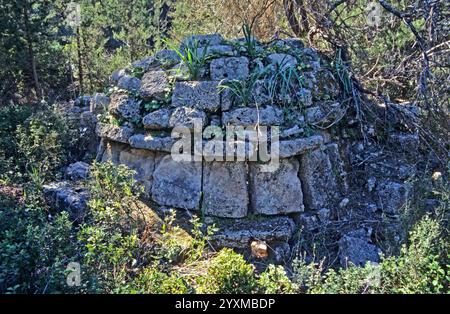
xmin=249 ymin=159 xmax=304 ymax=215
xmin=142 ymin=108 xmax=172 ymax=129
xmin=279 ymin=135 xmax=323 ymax=158
xmin=132 ymin=56 xmax=158 ymax=71
xmin=169 ymin=106 xmax=207 ymax=128
xmin=119 ymin=148 xmax=156 ymax=192
xmin=151 ymin=155 xmax=202 ymax=210
xmin=325 ymin=143 xmax=349 ymax=194
xmin=91 ymin=93 xmax=110 ymax=114
xmin=202 ymin=161 xmax=249 ymax=218
xmin=96 ymin=123 xmax=134 ymax=144
xmin=267 ymin=53 xmax=297 ymax=70
xmin=117 ymin=75 xmax=141 ymax=92
xmin=210 ymin=57 xmax=249 ymax=80
xmin=139 ymin=70 xmax=170 ymax=101
xmin=155 ymin=49 xmax=180 ymax=67
xmin=182 ymin=34 xmax=224 ymax=48
xmin=222 ymin=105 xmax=283 ymax=126
xmin=339 ymin=235 xmax=381 ymax=267
xmin=109 ymin=93 xmax=140 ymax=121
xmin=299 ymin=148 xmax=339 ymax=210
xmin=65 ymin=162 xmax=90 ymax=181
xmin=210 ymin=216 xmax=296 ymax=248
xmin=129 ymin=133 xmax=175 ymax=153
xmin=197 ymin=45 xmax=234 ymax=57
xmin=305 ymin=103 xmax=345 ymax=126
xmin=43 ymin=181 xmax=89 ymax=222
xmin=111 ymin=68 xmax=129 ymax=84
xmin=376 ymin=181 xmax=411 ymax=215
xmin=101 ymin=141 xmax=128 ymax=163
xmin=171 ymin=81 xmax=221 ymax=112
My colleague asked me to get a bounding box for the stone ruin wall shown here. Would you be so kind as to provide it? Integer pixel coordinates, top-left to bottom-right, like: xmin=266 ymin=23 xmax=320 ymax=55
xmin=48 ymin=34 xmax=420 ymax=266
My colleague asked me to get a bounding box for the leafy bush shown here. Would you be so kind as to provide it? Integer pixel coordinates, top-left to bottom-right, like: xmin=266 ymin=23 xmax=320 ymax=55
xmin=196 ymin=248 xmax=256 ymax=294
xmin=126 ymin=266 xmax=191 ymax=294
xmin=258 ymin=265 xmax=297 ymax=294
xmin=0 ymin=194 xmax=77 ymax=293
xmin=78 ymin=161 xmax=148 ymax=293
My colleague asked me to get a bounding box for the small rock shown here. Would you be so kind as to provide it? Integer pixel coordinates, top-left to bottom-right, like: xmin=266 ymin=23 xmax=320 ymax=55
xmin=169 ymin=106 xmax=207 ymax=129
xmin=128 ymin=133 xmax=175 ymax=153
xmin=339 ymin=198 xmax=349 ymax=208
xmin=139 ymin=70 xmax=171 ymax=101
xmin=109 ymin=93 xmax=140 ymax=121
xmin=117 ymin=75 xmax=141 ymax=92
xmin=142 ymin=108 xmax=172 ymax=130
xmin=339 ymin=235 xmax=381 ymax=267
xmin=251 ymin=241 xmax=268 ymax=259
xmin=155 ymin=49 xmax=181 ymax=67
xmin=279 ymin=135 xmax=324 ymax=158
xmin=267 ymin=53 xmax=297 ymax=70
xmin=210 ymin=57 xmax=249 ymax=80
xmin=65 ymin=162 xmax=90 ymax=181
xmin=96 ymin=123 xmax=134 ymax=144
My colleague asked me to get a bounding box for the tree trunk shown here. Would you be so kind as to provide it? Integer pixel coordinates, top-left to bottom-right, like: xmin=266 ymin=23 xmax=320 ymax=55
xmin=23 ymin=4 xmax=42 ymax=99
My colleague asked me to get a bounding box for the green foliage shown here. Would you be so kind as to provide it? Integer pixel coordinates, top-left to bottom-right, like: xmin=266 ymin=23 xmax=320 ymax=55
xmin=242 ymin=23 xmax=258 ymax=57
xmin=78 ymin=161 xmax=147 ymax=293
xmin=258 ymin=265 xmax=297 ymax=294
xmin=0 ymin=195 xmax=77 ymax=293
xmin=171 ymin=39 xmax=209 ymax=80
xmin=196 ymin=248 xmax=256 ymax=294
xmin=126 ymin=265 xmax=191 ymax=294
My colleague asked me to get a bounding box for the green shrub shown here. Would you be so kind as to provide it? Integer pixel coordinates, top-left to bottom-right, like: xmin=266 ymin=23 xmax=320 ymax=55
xmin=78 ymin=161 xmax=149 ymax=293
xmin=258 ymin=265 xmax=297 ymax=294
xmin=126 ymin=266 xmax=191 ymax=294
xmin=0 ymin=195 xmax=77 ymax=293
xmin=196 ymin=248 xmax=256 ymax=294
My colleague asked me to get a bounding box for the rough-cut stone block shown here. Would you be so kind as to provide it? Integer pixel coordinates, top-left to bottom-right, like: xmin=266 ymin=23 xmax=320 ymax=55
xmin=267 ymin=53 xmax=297 ymax=70
xmin=171 ymin=81 xmax=221 ymax=112
xmin=139 ymin=70 xmax=170 ymax=101
xmin=65 ymin=162 xmax=90 ymax=181
xmin=197 ymin=45 xmax=234 ymax=57
xmin=142 ymin=108 xmax=172 ymax=129
xmin=132 ymin=56 xmax=158 ymax=71
xmin=96 ymin=123 xmax=134 ymax=144
xmin=202 ymin=161 xmax=248 ymax=218
xmin=117 ymin=75 xmax=141 ymax=92
xmin=376 ymin=181 xmax=410 ymax=215
xmin=279 ymin=135 xmax=323 ymax=158
xmin=91 ymin=93 xmax=110 ymax=114
xmin=222 ymin=105 xmax=283 ymax=126
xmin=305 ymin=103 xmax=345 ymax=126
xmin=101 ymin=141 xmax=127 ymax=163
xmin=111 ymin=68 xmax=129 ymax=84
xmin=169 ymin=106 xmax=207 ymax=128
xmin=210 ymin=57 xmax=249 ymax=80
xmin=181 ymin=34 xmax=224 ymax=48
xmin=119 ymin=148 xmax=156 ymax=193
xmin=249 ymin=159 xmax=304 ymax=215
xmin=129 ymin=133 xmax=175 ymax=153
xmin=339 ymin=235 xmax=380 ymax=267
xmin=210 ymin=216 xmax=295 ymax=248
xmin=155 ymin=49 xmax=180 ymax=67
xmin=299 ymin=148 xmax=339 ymax=210
xmin=151 ymin=155 xmax=202 ymax=210
xmin=388 ymin=133 xmax=419 ymax=158
xmin=325 ymin=143 xmax=349 ymax=194
xmin=43 ymin=181 xmax=89 ymax=222
xmin=109 ymin=93 xmax=140 ymax=121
